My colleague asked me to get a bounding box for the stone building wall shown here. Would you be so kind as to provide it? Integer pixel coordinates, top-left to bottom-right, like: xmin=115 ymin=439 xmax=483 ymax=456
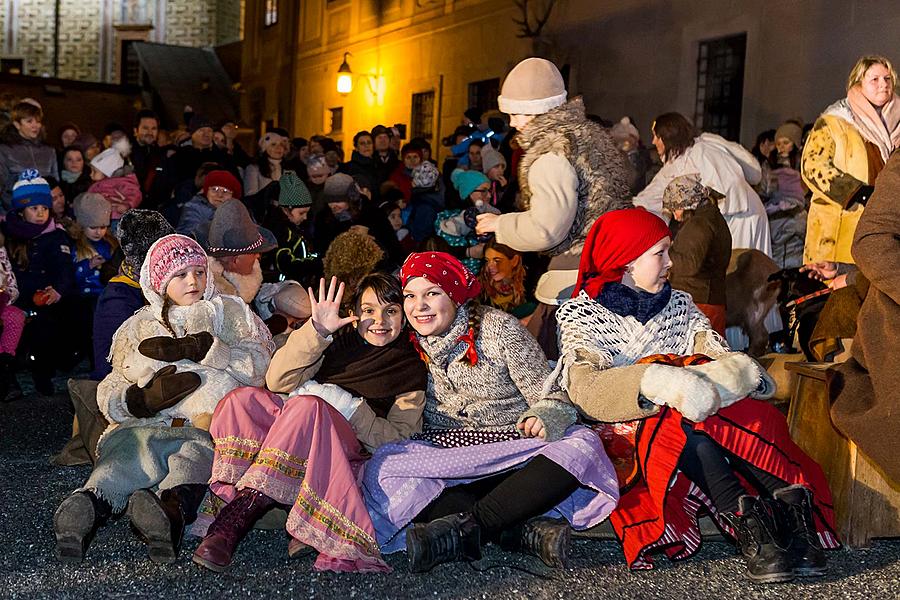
xmin=0 ymin=0 xmax=242 ymax=83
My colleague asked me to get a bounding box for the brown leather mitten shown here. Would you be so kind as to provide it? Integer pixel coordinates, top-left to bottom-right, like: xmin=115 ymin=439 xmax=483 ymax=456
xmin=138 ymin=332 xmax=214 ymax=363
xmin=125 ymin=365 xmax=202 ymax=418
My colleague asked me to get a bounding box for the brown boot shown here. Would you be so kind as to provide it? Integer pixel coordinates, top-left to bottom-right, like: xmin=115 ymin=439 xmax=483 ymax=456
xmin=192 ymin=488 xmax=276 ymax=572
xmin=128 ymin=484 xmax=208 ymax=564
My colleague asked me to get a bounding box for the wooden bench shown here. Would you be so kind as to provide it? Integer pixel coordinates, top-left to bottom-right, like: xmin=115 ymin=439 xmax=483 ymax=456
xmin=785 ymin=361 xmax=900 ymax=547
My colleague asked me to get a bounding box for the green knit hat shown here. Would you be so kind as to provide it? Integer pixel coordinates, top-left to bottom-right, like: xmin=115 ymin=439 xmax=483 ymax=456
xmin=278 ymin=171 xmax=312 ymax=207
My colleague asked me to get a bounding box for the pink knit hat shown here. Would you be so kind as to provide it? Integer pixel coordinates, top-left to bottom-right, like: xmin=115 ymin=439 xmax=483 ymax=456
xmin=146 ymin=234 xmax=208 ymax=295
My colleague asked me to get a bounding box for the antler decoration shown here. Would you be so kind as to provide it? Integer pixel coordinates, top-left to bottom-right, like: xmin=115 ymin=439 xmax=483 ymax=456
xmin=512 ymin=0 xmax=557 ymax=38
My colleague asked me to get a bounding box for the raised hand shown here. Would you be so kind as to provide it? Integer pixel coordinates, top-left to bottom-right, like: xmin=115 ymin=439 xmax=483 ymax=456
xmin=309 ymin=276 xmax=359 ymax=338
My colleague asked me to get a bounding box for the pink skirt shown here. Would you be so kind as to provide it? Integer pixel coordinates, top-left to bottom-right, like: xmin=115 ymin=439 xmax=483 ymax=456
xmin=192 ymin=386 xmax=389 ymax=573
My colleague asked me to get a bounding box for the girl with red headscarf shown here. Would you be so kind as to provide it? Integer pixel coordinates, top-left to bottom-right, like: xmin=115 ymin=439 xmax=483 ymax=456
xmin=361 ymin=251 xmax=619 ymax=574
xmin=554 ymin=208 xmax=838 ymax=583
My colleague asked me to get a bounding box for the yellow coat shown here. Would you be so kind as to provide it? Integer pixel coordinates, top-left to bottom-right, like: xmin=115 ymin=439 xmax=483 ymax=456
xmin=801 ymin=106 xmax=872 ymax=264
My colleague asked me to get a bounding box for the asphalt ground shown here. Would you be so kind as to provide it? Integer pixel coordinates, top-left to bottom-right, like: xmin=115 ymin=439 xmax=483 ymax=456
xmin=1 ymin=374 xmax=898 ymax=600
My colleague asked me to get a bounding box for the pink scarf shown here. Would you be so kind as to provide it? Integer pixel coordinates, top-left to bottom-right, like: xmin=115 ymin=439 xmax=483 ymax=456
xmin=847 ymin=86 xmax=900 ymax=161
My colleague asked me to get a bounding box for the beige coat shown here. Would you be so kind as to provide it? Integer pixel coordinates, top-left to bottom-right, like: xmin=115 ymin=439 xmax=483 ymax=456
xmin=266 ymin=320 xmax=425 ymax=452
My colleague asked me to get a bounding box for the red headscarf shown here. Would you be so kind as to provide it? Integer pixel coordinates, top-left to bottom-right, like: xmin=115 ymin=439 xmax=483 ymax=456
xmin=573 ymin=208 xmax=672 ymax=299
xmin=400 ymin=252 xmax=482 ymax=365
xmin=400 ymin=252 xmax=481 ymax=305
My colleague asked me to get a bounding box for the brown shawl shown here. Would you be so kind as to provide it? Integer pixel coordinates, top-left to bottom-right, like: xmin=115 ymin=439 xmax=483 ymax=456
xmin=315 ymin=329 xmax=428 ymax=418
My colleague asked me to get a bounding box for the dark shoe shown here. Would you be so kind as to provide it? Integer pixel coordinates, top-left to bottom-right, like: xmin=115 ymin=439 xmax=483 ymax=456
xmin=192 ymin=488 xmax=276 ymax=573
xmin=287 ymin=537 xmax=315 ymax=559
xmin=774 ymin=485 xmax=827 ymax=577
xmin=405 ymin=512 xmax=482 ymax=573
xmin=53 ymin=491 xmax=112 ymax=563
xmin=128 ymin=487 xmax=196 ymax=564
xmin=3 ymin=374 xmax=22 ymax=403
xmin=0 ymin=354 xmax=21 ymax=403
xmin=499 ymin=517 xmax=571 ymax=569
xmin=724 ymin=496 xmax=794 ymax=584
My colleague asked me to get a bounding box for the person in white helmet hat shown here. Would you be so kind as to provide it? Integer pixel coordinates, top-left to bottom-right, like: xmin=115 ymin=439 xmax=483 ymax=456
xmin=475 ymin=57 xmax=633 ymax=358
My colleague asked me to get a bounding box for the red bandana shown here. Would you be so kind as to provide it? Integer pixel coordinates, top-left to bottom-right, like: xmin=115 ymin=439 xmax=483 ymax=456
xmin=401 ymin=252 xmax=482 ymax=365
xmin=573 ymin=208 xmax=671 ymax=299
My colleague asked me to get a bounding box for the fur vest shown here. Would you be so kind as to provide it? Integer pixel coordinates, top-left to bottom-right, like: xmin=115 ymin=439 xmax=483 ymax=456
xmin=517 ymin=97 xmax=632 ymax=256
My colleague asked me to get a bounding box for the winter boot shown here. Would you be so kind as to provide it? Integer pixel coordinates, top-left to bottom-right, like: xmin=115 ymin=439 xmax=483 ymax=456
xmin=499 ymin=517 xmax=571 ymax=568
xmin=128 ymin=484 xmax=208 ymax=564
xmin=724 ymin=495 xmax=794 ymax=583
xmin=774 ymin=485 xmax=827 ymax=576
xmin=192 ymin=488 xmax=276 ymax=572
xmin=53 ymin=490 xmax=113 ymax=563
xmin=405 ymin=512 xmax=482 ymax=573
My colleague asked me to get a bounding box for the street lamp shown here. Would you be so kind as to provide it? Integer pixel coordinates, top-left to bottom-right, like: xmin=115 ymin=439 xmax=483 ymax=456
xmin=337 ymin=52 xmax=353 ymax=95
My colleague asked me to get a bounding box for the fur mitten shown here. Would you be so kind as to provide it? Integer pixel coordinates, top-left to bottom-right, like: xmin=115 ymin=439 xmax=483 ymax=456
xmin=300 ymin=381 xmax=363 ymax=421
xmin=686 ymin=353 xmax=776 ymax=407
xmin=640 ymin=364 xmax=721 ymax=422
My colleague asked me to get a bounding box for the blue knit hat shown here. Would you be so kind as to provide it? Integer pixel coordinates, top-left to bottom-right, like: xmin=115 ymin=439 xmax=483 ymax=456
xmin=450 ymin=168 xmax=489 ymax=200
xmin=12 ymin=169 xmax=52 ymax=211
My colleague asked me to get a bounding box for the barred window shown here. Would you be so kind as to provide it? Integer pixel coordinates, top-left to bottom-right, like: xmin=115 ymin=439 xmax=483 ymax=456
xmin=694 ymin=33 xmax=746 ymax=141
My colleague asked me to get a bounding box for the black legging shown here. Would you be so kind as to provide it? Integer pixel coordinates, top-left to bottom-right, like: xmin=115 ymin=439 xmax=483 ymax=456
xmin=415 ymin=455 xmax=579 ymax=539
xmin=677 ymin=423 xmax=786 ymax=514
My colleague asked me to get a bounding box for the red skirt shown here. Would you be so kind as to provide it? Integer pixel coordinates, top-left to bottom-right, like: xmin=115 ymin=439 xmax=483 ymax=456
xmin=598 ymin=354 xmax=840 ymax=569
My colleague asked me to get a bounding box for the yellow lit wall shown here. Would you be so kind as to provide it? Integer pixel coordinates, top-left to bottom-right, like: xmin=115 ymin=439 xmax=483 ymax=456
xmin=289 ymin=0 xmax=531 ymax=162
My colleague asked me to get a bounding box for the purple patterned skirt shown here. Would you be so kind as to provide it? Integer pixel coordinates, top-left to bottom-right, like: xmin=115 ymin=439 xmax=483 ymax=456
xmin=361 ymin=425 xmax=620 ymax=552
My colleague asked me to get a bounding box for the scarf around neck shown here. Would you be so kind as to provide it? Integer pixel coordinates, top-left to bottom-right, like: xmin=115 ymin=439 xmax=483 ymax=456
xmin=3 ymin=212 xmax=56 ymax=241
xmin=314 ymin=328 xmax=428 ymax=417
xmin=416 ymin=303 xmax=479 ymax=367
xmin=846 ymin=86 xmax=900 ymax=161
xmin=597 ymin=281 xmax=673 ymax=324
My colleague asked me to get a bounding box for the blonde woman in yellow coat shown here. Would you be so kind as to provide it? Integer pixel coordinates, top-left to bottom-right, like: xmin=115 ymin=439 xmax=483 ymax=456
xmin=802 ymin=55 xmax=900 ymax=264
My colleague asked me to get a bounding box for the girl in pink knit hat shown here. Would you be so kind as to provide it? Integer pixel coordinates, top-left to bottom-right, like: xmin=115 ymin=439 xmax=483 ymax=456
xmin=53 ymin=233 xmax=273 ymax=567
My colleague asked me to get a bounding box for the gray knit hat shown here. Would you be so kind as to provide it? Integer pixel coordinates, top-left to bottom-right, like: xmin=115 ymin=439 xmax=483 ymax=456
xmin=73 ymin=192 xmax=111 ymax=228
xmin=480 ymin=145 xmax=506 ymax=174
xmin=323 ymin=173 xmax=360 ymax=204
xmin=116 ymin=209 xmax=174 ymax=269
xmin=278 ymin=171 xmax=313 ymax=207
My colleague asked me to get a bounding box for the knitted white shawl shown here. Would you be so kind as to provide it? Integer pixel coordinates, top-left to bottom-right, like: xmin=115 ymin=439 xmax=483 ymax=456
xmin=547 ymin=289 xmax=730 ymax=393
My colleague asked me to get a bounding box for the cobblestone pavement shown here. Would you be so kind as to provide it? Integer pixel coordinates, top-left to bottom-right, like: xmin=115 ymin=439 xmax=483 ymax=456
xmin=1 ymin=378 xmax=897 ymax=600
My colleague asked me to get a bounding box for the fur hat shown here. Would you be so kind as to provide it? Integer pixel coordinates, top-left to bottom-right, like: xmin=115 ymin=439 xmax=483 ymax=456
xmin=450 ymin=168 xmax=489 ymax=200
xmin=323 ymin=173 xmax=360 ymax=204
xmin=278 ymin=171 xmax=312 ymax=207
xmin=73 ymin=192 xmax=111 ymax=228
xmin=498 ymin=58 xmax=567 ymax=115
xmin=323 ymin=231 xmax=384 ymax=297
xmin=11 ymin=169 xmax=52 ymax=211
xmin=412 ymin=161 xmax=440 ymax=189
xmin=480 ymin=145 xmax=506 ymax=174
xmin=610 ymin=117 xmax=640 ymax=143
xmin=90 ymin=147 xmax=125 ymax=178
xmin=203 ymin=170 xmax=243 ymax=199
xmin=205 ymin=199 xmax=277 ymax=257
xmin=145 ymin=234 xmax=208 ymax=296
xmin=117 ymin=209 xmax=174 ymax=269
xmin=775 ymin=122 xmax=803 ymax=150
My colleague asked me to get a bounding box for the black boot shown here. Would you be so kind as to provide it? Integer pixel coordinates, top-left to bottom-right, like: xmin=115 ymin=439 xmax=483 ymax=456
xmin=774 ymin=485 xmax=827 ymax=577
xmin=724 ymin=495 xmax=794 ymax=584
xmin=405 ymin=512 xmax=482 ymax=573
xmin=128 ymin=484 xmax=208 ymax=564
xmin=53 ymin=490 xmax=112 ymax=563
xmin=499 ymin=517 xmax=571 ymax=569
